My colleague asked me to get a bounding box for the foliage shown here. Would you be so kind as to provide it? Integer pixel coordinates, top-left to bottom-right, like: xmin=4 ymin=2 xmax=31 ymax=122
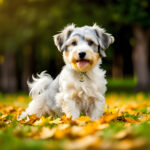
xmin=0 ymin=92 xmax=150 ymax=149
xmin=0 ymin=0 xmax=149 ymax=79
xmin=0 ymin=0 xmax=116 ymax=74
xmin=111 ymin=0 xmax=150 ymax=27
xmin=0 ymin=0 xmax=110 ymax=53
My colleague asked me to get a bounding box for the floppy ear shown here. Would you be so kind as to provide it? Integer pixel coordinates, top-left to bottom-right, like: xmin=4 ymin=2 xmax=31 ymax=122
xmin=92 ymin=24 xmax=114 ymax=57
xmin=53 ymin=24 xmax=75 ymax=51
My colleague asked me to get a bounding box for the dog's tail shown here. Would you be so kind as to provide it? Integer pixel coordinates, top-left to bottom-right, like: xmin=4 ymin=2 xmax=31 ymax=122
xmin=27 ymin=71 xmax=53 ymax=99
xmin=17 ymin=71 xmax=53 ymax=121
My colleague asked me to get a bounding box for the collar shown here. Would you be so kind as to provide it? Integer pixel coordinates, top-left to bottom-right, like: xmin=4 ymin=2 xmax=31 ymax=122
xmin=79 ymin=72 xmax=90 ymax=82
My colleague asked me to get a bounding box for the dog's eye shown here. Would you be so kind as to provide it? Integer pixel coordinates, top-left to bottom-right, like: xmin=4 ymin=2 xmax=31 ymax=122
xmin=71 ymin=41 xmax=77 ymax=46
xmin=88 ymin=40 xmax=94 ymax=46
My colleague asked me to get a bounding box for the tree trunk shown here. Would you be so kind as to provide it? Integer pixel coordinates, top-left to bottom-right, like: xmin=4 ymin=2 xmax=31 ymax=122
xmin=112 ymin=54 xmax=123 ymax=78
xmin=132 ymin=25 xmax=150 ymax=91
xmin=0 ymin=51 xmax=18 ymax=93
xmin=21 ymin=44 xmax=35 ymax=91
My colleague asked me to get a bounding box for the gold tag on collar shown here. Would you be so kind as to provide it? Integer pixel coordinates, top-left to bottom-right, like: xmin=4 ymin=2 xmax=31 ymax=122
xmin=79 ymin=72 xmax=85 ymax=82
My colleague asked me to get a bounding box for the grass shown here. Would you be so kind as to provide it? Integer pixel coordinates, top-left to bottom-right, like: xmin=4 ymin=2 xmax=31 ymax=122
xmin=102 ymin=122 xmax=125 ymax=139
xmin=0 ymin=78 xmax=150 ymax=149
xmin=107 ymin=77 xmax=137 ymax=92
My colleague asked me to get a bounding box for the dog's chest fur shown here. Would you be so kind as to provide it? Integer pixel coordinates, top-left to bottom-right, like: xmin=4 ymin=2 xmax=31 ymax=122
xmin=58 ymin=65 xmax=106 ymax=112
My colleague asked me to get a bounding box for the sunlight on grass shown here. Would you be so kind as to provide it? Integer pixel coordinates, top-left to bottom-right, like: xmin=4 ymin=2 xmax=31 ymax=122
xmin=0 ymin=91 xmax=150 ymax=149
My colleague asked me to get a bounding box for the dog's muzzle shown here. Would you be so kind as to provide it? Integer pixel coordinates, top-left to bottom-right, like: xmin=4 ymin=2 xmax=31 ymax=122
xmin=79 ymin=52 xmax=86 ymax=59
xmin=77 ymin=52 xmax=89 ymax=68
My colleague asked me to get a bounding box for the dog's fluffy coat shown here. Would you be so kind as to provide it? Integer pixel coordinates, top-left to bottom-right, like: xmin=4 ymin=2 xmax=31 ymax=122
xmin=18 ymin=24 xmax=114 ymax=120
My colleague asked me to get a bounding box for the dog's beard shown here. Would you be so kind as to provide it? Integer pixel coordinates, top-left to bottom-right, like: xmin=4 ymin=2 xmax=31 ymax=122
xmin=63 ymin=51 xmax=100 ymax=72
xmin=71 ymin=59 xmax=93 ymax=72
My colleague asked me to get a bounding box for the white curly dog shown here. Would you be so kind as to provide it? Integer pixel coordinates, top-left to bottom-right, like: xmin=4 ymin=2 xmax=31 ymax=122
xmin=18 ymin=24 xmax=114 ymax=121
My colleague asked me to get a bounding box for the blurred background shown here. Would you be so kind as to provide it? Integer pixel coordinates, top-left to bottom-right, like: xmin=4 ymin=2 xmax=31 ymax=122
xmin=0 ymin=0 xmax=149 ymax=93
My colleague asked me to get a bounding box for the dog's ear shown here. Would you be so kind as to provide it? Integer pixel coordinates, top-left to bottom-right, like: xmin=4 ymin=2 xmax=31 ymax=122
xmin=92 ymin=23 xmax=114 ymax=57
xmin=53 ymin=24 xmax=75 ymax=51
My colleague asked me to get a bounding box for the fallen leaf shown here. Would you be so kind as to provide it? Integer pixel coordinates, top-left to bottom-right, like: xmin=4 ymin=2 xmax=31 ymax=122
xmin=113 ymin=128 xmax=132 ymax=139
xmin=20 ymin=114 xmax=39 ymax=125
xmin=125 ymin=117 xmax=139 ymax=124
xmin=34 ymin=116 xmax=52 ymax=126
xmin=49 ymin=118 xmax=62 ymax=124
xmin=38 ymin=127 xmax=56 ymax=139
xmin=75 ymin=116 xmax=90 ymax=125
xmin=99 ymin=114 xmax=118 ymax=123
xmin=139 ymin=114 xmax=150 ymax=121
xmin=114 ymin=138 xmax=146 ymax=150
xmin=54 ymin=124 xmax=70 ymax=139
xmin=65 ymin=135 xmax=101 ymax=149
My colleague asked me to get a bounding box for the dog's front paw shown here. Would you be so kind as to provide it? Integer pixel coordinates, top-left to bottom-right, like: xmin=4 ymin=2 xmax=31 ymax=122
xmin=66 ymin=113 xmax=79 ymax=120
xmin=71 ymin=115 xmax=79 ymax=120
xmin=17 ymin=111 xmax=28 ymax=121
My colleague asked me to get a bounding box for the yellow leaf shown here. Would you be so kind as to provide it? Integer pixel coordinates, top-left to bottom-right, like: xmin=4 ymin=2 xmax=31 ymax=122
xmin=139 ymin=114 xmax=150 ymax=121
xmin=78 ymin=122 xmax=99 ymax=136
xmin=54 ymin=124 xmax=70 ymax=139
xmin=99 ymin=114 xmax=118 ymax=123
xmin=76 ymin=116 xmax=90 ymax=122
xmin=4 ymin=106 xmax=16 ymax=113
xmin=125 ymin=117 xmax=139 ymax=124
xmin=49 ymin=118 xmax=62 ymax=124
xmin=113 ymin=128 xmax=131 ymax=139
xmin=58 ymin=123 xmax=70 ymax=130
xmin=75 ymin=116 xmax=90 ymax=125
xmin=65 ymin=135 xmax=101 ymax=149
xmin=0 ymin=114 xmax=7 ymax=120
xmin=71 ymin=126 xmax=84 ymax=137
xmin=39 ymin=127 xmax=56 ymax=139
xmin=105 ymin=107 xmax=119 ymax=114
xmin=34 ymin=116 xmax=52 ymax=126
xmin=20 ymin=114 xmax=39 ymax=125
xmin=97 ymin=123 xmax=109 ymax=130
xmin=114 ymin=138 xmax=146 ymax=150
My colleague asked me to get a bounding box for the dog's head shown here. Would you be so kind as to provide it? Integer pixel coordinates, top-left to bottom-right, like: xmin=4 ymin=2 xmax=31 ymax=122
xmin=53 ymin=24 xmax=114 ymax=72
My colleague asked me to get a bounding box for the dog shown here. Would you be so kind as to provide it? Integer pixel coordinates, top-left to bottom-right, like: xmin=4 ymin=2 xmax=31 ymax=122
xmin=18 ymin=24 xmax=114 ymax=121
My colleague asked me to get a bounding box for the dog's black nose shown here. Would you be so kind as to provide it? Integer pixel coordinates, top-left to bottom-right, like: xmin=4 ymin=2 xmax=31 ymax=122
xmin=79 ymin=52 xmax=86 ymax=59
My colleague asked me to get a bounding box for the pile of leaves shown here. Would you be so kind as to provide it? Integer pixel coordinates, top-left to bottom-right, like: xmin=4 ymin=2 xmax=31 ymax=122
xmin=0 ymin=92 xmax=150 ymax=150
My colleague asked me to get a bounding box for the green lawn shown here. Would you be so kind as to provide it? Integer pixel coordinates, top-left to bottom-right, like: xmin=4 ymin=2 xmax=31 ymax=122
xmin=0 ymin=79 xmax=150 ymax=150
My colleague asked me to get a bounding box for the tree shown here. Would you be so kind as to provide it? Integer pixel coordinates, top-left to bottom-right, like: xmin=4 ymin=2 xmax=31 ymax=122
xmin=0 ymin=0 xmax=112 ymax=92
xmin=1 ymin=0 xmax=149 ymax=92
xmin=110 ymin=0 xmax=150 ymax=91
